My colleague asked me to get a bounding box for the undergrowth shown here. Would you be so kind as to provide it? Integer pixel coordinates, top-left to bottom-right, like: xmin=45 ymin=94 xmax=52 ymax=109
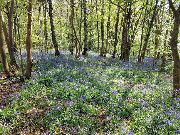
xmin=0 ymin=51 xmax=179 ymax=135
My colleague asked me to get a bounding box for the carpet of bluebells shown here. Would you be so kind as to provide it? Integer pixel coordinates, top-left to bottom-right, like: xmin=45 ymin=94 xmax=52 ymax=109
xmin=0 ymin=51 xmax=179 ymax=134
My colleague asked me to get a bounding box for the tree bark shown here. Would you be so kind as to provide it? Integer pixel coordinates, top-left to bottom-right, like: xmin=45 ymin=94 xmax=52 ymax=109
xmin=69 ymin=0 xmax=75 ymax=55
xmin=95 ymin=0 xmax=100 ymax=53
xmin=105 ymin=3 xmax=111 ymax=55
xmin=82 ymin=0 xmax=88 ymax=56
xmin=25 ymin=0 xmax=33 ymax=79
xmin=100 ymin=0 xmax=105 ymax=57
xmin=5 ymin=0 xmax=19 ymax=69
xmin=79 ymin=0 xmax=83 ymax=53
xmin=120 ymin=2 xmax=132 ymax=61
xmin=138 ymin=0 xmax=149 ymax=62
xmin=168 ymin=0 xmax=180 ymax=97
xmin=48 ymin=0 xmax=60 ymax=56
xmin=139 ymin=0 xmax=158 ymax=62
xmin=0 ymin=10 xmax=10 ymax=76
xmin=43 ymin=0 xmax=48 ymax=53
xmin=112 ymin=2 xmax=120 ymax=58
xmin=160 ymin=30 xmax=168 ymax=72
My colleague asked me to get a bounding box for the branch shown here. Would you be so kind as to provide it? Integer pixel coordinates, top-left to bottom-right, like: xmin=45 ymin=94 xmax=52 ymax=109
xmin=108 ymin=0 xmax=125 ymax=12
xmin=168 ymin=0 xmax=176 ymax=14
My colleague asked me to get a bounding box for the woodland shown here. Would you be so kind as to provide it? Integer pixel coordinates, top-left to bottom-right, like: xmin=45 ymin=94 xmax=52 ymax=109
xmin=0 ymin=0 xmax=179 ymax=134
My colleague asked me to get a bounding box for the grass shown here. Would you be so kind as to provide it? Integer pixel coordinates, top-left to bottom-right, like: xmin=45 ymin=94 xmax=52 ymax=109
xmin=0 ymin=51 xmax=179 ymax=134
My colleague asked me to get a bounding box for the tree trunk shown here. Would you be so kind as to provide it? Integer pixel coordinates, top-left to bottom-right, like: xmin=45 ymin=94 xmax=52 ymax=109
xmin=43 ymin=0 xmax=48 ymax=53
xmin=168 ymin=0 xmax=180 ymax=97
xmin=25 ymin=0 xmax=33 ymax=79
xmin=17 ymin=15 xmax=24 ymax=76
xmin=0 ymin=10 xmax=10 ymax=76
xmin=100 ymin=0 xmax=105 ymax=57
xmin=154 ymin=11 xmax=162 ymax=59
xmin=95 ymin=0 xmax=100 ymax=53
xmin=8 ymin=0 xmax=18 ymax=66
xmin=120 ymin=2 xmax=132 ymax=61
xmin=139 ymin=0 xmax=158 ymax=62
xmin=82 ymin=0 xmax=88 ymax=56
xmin=79 ymin=0 xmax=83 ymax=53
xmin=4 ymin=0 xmax=19 ymax=69
xmin=48 ymin=0 xmax=60 ymax=56
xmin=112 ymin=2 xmax=120 ymax=58
xmin=69 ymin=0 xmax=75 ymax=55
xmin=160 ymin=30 xmax=168 ymax=72
xmin=171 ymin=16 xmax=180 ymax=97
xmin=105 ymin=3 xmax=111 ymax=55
xmin=138 ymin=0 xmax=150 ymax=62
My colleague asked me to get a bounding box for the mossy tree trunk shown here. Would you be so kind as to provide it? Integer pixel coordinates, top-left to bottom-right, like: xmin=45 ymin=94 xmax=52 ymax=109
xmin=0 ymin=9 xmax=10 ymax=76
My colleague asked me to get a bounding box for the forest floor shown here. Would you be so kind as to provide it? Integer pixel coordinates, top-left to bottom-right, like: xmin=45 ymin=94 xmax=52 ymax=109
xmin=0 ymin=73 xmax=22 ymax=109
xmin=0 ymin=51 xmax=179 ymax=135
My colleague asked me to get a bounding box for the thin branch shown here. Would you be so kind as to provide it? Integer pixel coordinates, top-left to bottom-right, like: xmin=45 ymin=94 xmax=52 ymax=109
xmin=108 ymin=0 xmax=125 ymax=12
xmin=168 ymin=0 xmax=176 ymax=14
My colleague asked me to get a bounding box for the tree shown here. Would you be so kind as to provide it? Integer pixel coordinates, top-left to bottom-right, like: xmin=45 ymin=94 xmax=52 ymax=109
xmin=0 ymin=9 xmax=10 ymax=77
xmin=120 ymin=1 xmax=133 ymax=61
xmin=3 ymin=0 xmax=19 ymax=69
xmin=48 ymin=0 xmax=60 ymax=56
xmin=105 ymin=2 xmax=111 ymax=55
xmin=82 ymin=0 xmax=88 ymax=56
xmin=95 ymin=0 xmax=100 ymax=52
xmin=100 ymin=0 xmax=105 ymax=56
xmin=25 ymin=0 xmax=33 ymax=79
xmin=69 ymin=0 xmax=75 ymax=55
xmin=112 ymin=2 xmax=120 ymax=58
xmin=138 ymin=0 xmax=159 ymax=62
xmin=168 ymin=0 xmax=180 ymax=97
xmin=43 ymin=0 xmax=48 ymax=52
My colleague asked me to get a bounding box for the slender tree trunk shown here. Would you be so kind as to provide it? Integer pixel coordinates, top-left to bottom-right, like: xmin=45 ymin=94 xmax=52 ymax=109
xmin=1 ymin=17 xmax=10 ymax=50
xmin=14 ymin=14 xmax=18 ymax=51
xmin=0 ymin=10 xmax=10 ymax=76
xmin=17 ymin=16 xmax=24 ymax=76
xmin=95 ymin=0 xmax=100 ymax=52
xmin=48 ymin=0 xmax=60 ymax=56
xmin=82 ymin=0 xmax=88 ymax=56
xmin=25 ymin=0 xmax=33 ymax=79
xmin=5 ymin=0 xmax=19 ymax=69
xmin=79 ymin=0 xmax=83 ymax=53
xmin=138 ymin=0 xmax=148 ymax=62
xmin=8 ymin=0 xmax=15 ymax=52
xmin=69 ymin=0 xmax=75 ymax=55
xmin=8 ymin=0 xmax=17 ymax=64
xmin=100 ymin=0 xmax=105 ymax=56
xmin=154 ymin=12 xmax=162 ymax=59
xmin=160 ymin=30 xmax=168 ymax=72
xmin=105 ymin=3 xmax=111 ymax=55
xmin=70 ymin=0 xmax=80 ymax=57
xmin=43 ymin=0 xmax=48 ymax=53
xmin=139 ymin=0 xmax=158 ymax=62
xmin=112 ymin=2 xmax=120 ymax=58
xmin=38 ymin=5 xmax=43 ymax=52
xmin=168 ymin=0 xmax=180 ymax=97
